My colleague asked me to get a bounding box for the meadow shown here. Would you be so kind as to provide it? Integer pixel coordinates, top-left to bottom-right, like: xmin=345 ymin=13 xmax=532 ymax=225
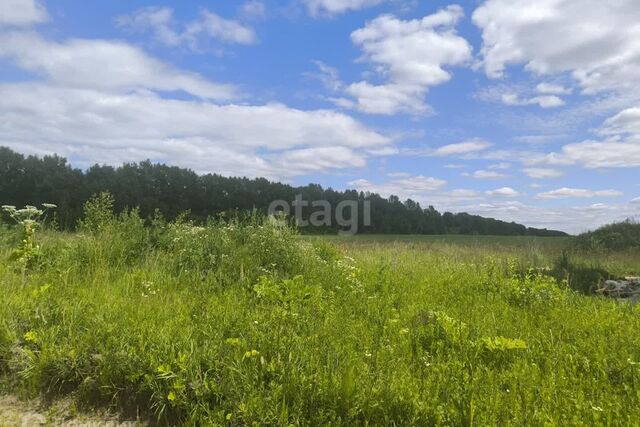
xmin=1 ymin=200 xmax=640 ymax=425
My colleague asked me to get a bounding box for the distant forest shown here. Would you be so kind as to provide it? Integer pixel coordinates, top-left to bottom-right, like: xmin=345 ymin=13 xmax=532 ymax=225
xmin=0 ymin=147 xmax=567 ymax=236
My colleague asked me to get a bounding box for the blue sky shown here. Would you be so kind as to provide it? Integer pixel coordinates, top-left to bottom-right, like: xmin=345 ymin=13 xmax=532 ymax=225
xmin=1 ymin=0 xmax=639 ymax=233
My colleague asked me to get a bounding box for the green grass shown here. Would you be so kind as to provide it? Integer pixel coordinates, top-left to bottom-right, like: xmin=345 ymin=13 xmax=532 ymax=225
xmin=1 ymin=215 xmax=640 ymax=425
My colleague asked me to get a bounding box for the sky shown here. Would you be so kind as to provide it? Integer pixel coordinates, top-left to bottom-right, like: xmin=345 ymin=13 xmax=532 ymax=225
xmin=0 ymin=0 xmax=639 ymax=233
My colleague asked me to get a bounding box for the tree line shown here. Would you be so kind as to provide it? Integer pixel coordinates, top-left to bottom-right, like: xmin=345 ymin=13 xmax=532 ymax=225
xmin=0 ymin=147 xmax=567 ymax=236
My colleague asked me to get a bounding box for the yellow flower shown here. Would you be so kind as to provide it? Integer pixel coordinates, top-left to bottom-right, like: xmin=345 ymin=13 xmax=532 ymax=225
xmin=225 ymin=337 xmax=241 ymax=346
xmin=244 ymin=349 xmax=260 ymax=358
xmin=24 ymin=331 xmax=38 ymax=343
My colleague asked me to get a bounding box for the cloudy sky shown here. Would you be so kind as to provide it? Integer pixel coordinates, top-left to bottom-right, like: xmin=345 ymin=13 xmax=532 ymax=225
xmin=1 ymin=0 xmax=639 ymax=233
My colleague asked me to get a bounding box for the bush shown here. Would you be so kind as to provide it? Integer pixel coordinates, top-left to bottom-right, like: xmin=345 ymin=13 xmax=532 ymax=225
xmin=78 ymin=192 xmax=115 ymax=234
xmin=574 ymin=220 xmax=640 ymax=251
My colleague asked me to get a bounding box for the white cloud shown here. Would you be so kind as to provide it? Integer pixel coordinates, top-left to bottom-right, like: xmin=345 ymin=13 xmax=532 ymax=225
xmin=632 ymin=197 xmax=640 ymax=204
xmin=465 ymin=170 xmax=507 ymax=179
xmin=350 ymin=175 xmax=447 ymax=197
xmin=0 ymin=0 xmax=47 ymax=26
xmin=488 ymin=162 xmax=510 ymax=170
xmin=345 ymin=82 xmax=430 ymax=115
xmin=463 ymin=201 xmax=639 ymax=234
xmin=599 ymin=107 xmax=640 ymax=135
xmin=0 ymin=16 xmax=396 ymax=181
xmin=303 ymin=0 xmax=386 ymax=17
xmin=342 ymin=5 xmax=472 ymax=115
xmin=309 ymin=60 xmax=344 ymax=92
xmin=432 ymin=139 xmax=492 ymax=156
xmin=0 ymin=32 xmax=237 ymax=100
xmin=473 ymin=0 xmax=640 ymax=93
xmin=186 ymin=10 xmax=257 ymax=45
xmin=239 ymin=1 xmax=267 ymax=20
xmin=536 ymin=83 xmax=572 ymax=95
xmin=387 ymin=172 xmax=411 ymax=178
xmin=522 ymin=168 xmax=563 ymax=179
xmin=501 ymin=93 xmax=565 ymax=108
xmin=449 ymin=189 xmax=481 ymax=200
xmin=536 ymin=188 xmax=623 ymax=200
xmin=116 ymin=7 xmax=257 ymax=48
xmin=275 ymin=146 xmax=367 ymax=174
xmin=115 ymin=7 xmax=181 ymax=46
xmin=534 ymin=139 xmax=640 ymax=169
xmin=514 ymin=134 xmax=567 ymax=145
xmin=349 ymin=175 xmax=489 ymax=210
xmin=0 ymin=83 xmax=391 ymax=179
xmin=530 ymin=108 xmax=640 ymax=169
xmin=349 ymin=175 xmax=638 ymax=234
xmin=486 ymin=187 xmax=519 ymax=197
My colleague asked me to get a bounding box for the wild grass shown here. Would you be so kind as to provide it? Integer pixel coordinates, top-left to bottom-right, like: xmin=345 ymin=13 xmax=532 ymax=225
xmin=1 ymin=207 xmax=640 ymax=425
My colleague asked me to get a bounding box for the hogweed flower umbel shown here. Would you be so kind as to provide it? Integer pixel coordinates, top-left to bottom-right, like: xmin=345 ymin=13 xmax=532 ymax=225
xmin=2 ymin=203 xmax=57 ymax=281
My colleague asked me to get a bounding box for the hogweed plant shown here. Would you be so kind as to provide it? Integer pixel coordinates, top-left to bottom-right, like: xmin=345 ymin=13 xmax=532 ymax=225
xmin=2 ymin=203 xmax=56 ymax=282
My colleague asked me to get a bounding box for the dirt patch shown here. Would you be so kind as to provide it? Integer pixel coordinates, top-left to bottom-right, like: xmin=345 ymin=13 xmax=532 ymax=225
xmin=0 ymin=395 xmax=145 ymax=426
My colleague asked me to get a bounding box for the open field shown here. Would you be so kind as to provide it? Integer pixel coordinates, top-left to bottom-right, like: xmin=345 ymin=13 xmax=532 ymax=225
xmin=1 ymin=214 xmax=640 ymax=425
xmin=310 ymin=234 xmax=640 ymax=279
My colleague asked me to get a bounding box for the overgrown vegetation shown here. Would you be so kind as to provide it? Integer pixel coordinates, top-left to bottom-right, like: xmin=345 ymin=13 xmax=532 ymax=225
xmin=575 ymin=220 xmax=640 ymax=251
xmin=0 ymin=198 xmax=638 ymax=425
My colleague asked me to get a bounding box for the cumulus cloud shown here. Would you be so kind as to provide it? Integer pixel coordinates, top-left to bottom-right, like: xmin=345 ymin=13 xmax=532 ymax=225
xmin=486 ymin=187 xmax=519 ymax=197
xmin=473 ymin=0 xmax=640 ymax=93
xmin=599 ymin=107 xmax=640 ymax=135
xmin=533 ymin=139 xmax=640 ymax=169
xmin=338 ymin=5 xmax=472 ymax=115
xmin=116 ymin=6 xmax=257 ymax=48
xmin=476 ymin=83 xmax=568 ymax=109
xmin=0 ymin=0 xmax=47 ymax=26
xmin=536 ymin=83 xmax=572 ymax=95
xmin=348 ymin=175 xmax=487 ymax=210
xmin=488 ymin=162 xmax=510 ymax=170
xmin=464 ymin=201 xmax=639 ymax=234
xmin=275 ymin=146 xmax=367 ymax=174
xmin=400 ymin=139 xmax=492 ymax=158
xmin=348 ymin=175 xmax=637 ymax=234
xmin=307 ymin=60 xmax=344 ymax=92
xmin=501 ymin=93 xmax=565 ymax=109
xmin=0 ymin=16 xmax=393 ymax=181
xmin=432 ymin=139 xmax=492 ymax=156
xmin=0 ymin=83 xmax=391 ymax=179
xmin=530 ymin=108 xmax=640 ymax=169
xmin=349 ymin=175 xmax=447 ymax=197
xmin=465 ymin=170 xmax=507 ymax=180
xmin=522 ymin=168 xmax=563 ymax=179
xmin=239 ymin=1 xmax=267 ymax=20
xmin=536 ymin=188 xmax=623 ymax=200
xmin=0 ymin=32 xmax=238 ymax=100
xmin=303 ymin=0 xmax=386 ymax=17
xmin=186 ymin=10 xmax=257 ymax=45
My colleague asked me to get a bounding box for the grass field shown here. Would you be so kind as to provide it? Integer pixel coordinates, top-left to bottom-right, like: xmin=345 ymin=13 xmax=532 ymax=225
xmin=1 ymin=210 xmax=640 ymax=425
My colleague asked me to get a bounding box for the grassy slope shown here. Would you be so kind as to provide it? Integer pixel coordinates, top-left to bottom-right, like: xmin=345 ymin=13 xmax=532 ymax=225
xmin=1 ymin=220 xmax=640 ymax=425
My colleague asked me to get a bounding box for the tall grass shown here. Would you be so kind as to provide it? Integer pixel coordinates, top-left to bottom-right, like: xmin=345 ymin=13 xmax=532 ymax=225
xmin=1 ymin=207 xmax=639 ymax=425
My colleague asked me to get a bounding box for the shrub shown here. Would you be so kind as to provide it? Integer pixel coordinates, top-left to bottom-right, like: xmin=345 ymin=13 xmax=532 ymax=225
xmin=78 ymin=192 xmax=115 ymax=234
xmin=574 ymin=220 xmax=640 ymax=251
